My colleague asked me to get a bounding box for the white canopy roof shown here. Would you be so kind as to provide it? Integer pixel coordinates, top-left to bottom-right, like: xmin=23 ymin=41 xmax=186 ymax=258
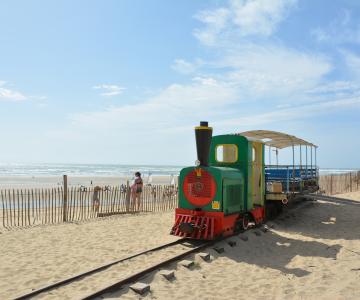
xmin=236 ymin=130 xmax=317 ymax=149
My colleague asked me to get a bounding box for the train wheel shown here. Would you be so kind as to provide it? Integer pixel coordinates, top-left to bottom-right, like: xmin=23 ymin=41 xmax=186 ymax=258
xmin=241 ymin=214 xmax=249 ymax=230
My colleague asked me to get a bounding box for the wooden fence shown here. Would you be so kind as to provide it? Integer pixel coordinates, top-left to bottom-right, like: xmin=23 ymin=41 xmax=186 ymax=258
xmin=0 ymin=184 xmax=178 ymax=229
xmin=319 ymin=171 xmax=360 ymax=195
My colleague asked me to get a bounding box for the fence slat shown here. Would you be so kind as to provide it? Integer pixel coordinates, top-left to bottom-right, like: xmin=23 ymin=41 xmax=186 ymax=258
xmin=4 ymin=190 xmax=9 ymax=228
xmin=72 ymin=187 xmax=76 ymax=221
xmin=88 ymin=187 xmax=92 ymax=219
xmin=1 ymin=190 xmax=5 ymax=228
xmin=36 ymin=189 xmax=40 ymax=225
xmin=77 ymin=188 xmax=82 ymax=221
xmin=26 ymin=189 xmax=30 ymax=226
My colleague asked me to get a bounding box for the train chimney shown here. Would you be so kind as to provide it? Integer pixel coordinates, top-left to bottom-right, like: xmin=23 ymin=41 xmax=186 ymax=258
xmin=195 ymin=121 xmax=212 ymax=167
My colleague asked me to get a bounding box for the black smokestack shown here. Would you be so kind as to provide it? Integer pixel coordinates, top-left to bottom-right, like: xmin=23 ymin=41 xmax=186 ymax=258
xmin=195 ymin=121 xmax=212 ymax=166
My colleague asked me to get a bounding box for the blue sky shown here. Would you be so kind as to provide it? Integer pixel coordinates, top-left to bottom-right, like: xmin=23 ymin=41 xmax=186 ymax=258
xmin=0 ymin=0 xmax=359 ymax=168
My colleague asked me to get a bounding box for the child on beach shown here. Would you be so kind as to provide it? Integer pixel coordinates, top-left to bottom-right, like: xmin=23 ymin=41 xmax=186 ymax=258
xmin=131 ymin=172 xmax=143 ymax=212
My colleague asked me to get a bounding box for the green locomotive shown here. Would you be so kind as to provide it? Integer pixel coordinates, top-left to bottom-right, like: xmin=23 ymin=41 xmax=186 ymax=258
xmin=171 ymin=121 xmax=318 ymax=240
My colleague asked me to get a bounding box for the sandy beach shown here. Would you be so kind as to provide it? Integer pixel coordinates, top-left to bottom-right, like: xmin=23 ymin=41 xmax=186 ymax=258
xmin=0 ymin=192 xmax=359 ymax=299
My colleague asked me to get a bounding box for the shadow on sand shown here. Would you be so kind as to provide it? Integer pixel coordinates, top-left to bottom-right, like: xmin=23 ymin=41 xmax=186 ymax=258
xmin=222 ymin=229 xmax=341 ymax=278
xmin=274 ymin=200 xmax=360 ymax=241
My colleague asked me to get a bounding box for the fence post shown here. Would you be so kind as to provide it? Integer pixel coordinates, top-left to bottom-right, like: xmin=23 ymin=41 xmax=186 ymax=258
xmin=63 ymin=175 xmax=68 ymax=222
xmin=350 ymin=172 xmax=352 ymax=192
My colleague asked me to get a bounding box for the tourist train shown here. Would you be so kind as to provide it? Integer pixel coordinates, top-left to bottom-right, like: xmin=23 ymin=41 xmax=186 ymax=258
xmin=171 ymin=122 xmax=319 ymax=240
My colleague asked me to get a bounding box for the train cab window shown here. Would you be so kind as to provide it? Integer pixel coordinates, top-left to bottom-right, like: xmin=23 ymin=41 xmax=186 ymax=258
xmin=216 ymin=144 xmax=238 ymax=163
xmin=252 ymin=146 xmax=256 ymax=162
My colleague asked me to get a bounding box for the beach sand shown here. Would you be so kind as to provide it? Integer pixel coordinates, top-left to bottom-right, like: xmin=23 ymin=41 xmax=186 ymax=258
xmin=0 ymin=212 xmax=178 ymax=299
xmin=0 ymin=192 xmax=359 ymax=299
xmin=337 ymin=190 xmax=360 ymax=201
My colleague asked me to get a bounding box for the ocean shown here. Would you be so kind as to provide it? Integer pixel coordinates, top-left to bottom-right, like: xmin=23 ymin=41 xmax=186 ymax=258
xmin=0 ymin=163 xmax=358 ymax=177
xmin=0 ymin=163 xmax=183 ymax=177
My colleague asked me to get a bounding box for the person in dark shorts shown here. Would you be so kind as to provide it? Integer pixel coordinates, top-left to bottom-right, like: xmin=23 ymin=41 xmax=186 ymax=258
xmin=131 ymin=172 xmax=143 ymax=211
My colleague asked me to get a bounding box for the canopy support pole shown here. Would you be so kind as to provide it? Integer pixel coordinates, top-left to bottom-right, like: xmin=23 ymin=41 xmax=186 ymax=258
xmin=306 ymin=146 xmax=308 ymax=178
xmin=300 ymin=145 xmax=302 ymax=192
xmin=292 ymin=145 xmax=295 ymax=193
xmin=315 ymin=146 xmax=318 ymax=183
xmin=311 ymin=146 xmax=313 ymax=178
xmin=268 ymin=146 xmax=271 ymax=165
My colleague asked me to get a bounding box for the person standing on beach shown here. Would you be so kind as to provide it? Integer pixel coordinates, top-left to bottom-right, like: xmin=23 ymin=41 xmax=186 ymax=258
xmin=131 ymin=172 xmax=143 ymax=212
xmin=92 ymin=186 xmax=101 ymax=213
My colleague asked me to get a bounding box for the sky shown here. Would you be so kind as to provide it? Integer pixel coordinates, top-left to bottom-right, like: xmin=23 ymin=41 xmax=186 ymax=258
xmin=0 ymin=0 xmax=359 ymax=168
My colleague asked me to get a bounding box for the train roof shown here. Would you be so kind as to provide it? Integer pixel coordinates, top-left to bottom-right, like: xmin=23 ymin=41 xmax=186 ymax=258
xmin=235 ymin=130 xmax=317 ymax=149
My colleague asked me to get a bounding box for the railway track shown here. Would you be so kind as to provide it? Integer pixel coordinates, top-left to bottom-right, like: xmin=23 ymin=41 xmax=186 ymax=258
xmin=74 ymin=198 xmax=313 ymax=300
xmin=13 ymin=238 xmax=207 ymax=300
xmin=81 ymin=239 xmax=215 ymax=299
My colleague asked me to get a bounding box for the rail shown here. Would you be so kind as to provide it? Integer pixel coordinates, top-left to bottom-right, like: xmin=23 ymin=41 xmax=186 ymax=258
xmin=81 ymin=239 xmax=213 ymax=300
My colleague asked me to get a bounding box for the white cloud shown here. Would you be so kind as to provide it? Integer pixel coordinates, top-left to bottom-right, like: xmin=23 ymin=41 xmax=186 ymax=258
xmin=230 ymin=0 xmax=297 ymax=36
xmin=171 ymin=59 xmax=200 ymax=74
xmin=73 ymin=80 xmax=237 ymax=133
xmin=216 ymin=96 xmax=360 ymax=129
xmin=311 ymin=28 xmax=329 ymax=43
xmin=0 ymin=81 xmax=27 ymax=101
xmin=194 ymin=0 xmax=297 ymax=45
xmin=190 ymin=0 xmax=331 ymax=101
xmin=194 ymin=7 xmax=230 ymax=46
xmin=311 ymin=9 xmax=360 ymax=44
xmin=306 ymin=81 xmax=360 ymax=96
xmin=219 ymin=44 xmax=331 ymax=98
xmin=192 ymin=76 xmax=218 ymax=86
xmin=340 ymin=49 xmax=360 ymax=78
xmin=93 ymin=84 xmax=125 ymax=96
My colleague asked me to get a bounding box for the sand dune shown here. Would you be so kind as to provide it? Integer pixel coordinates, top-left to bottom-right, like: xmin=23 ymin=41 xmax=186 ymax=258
xmin=0 ymin=192 xmax=359 ymax=299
